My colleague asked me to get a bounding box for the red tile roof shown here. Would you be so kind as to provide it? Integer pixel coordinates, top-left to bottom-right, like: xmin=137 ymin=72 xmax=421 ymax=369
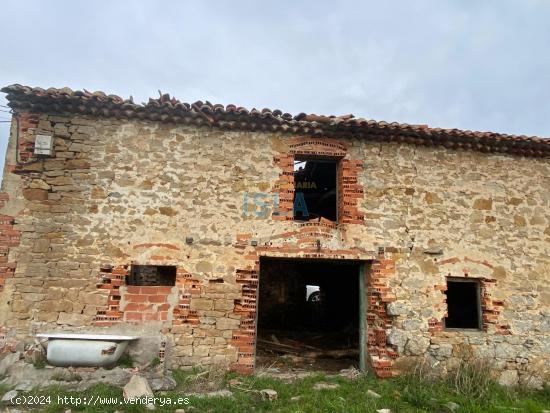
xmin=2 ymin=84 xmax=549 ymax=157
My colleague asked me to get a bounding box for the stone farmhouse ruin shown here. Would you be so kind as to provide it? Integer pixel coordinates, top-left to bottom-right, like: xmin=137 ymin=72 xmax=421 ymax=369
xmin=0 ymin=84 xmax=548 ymax=386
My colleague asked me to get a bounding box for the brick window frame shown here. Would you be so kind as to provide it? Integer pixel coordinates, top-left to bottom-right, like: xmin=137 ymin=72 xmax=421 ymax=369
xmin=432 ymin=274 xmax=507 ymax=334
xmin=273 ymin=137 xmax=364 ymax=224
xmin=93 ymin=263 xmax=200 ymax=326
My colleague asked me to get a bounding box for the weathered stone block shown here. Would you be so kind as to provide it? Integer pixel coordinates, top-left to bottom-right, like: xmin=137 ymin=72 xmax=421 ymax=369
xmin=216 ymin=317 xmax=240 ymax=330
xmin=213 ymin=299 xmax=235 ymax=311
xmin=32 ymin=239 xmax=50 ymax=253
xmin=190 ymin=298 xmax=213 ymax=311
xmin=405 ymin=336 xmax=430 ymax=355
xmin=498 ymin=369 xmax=518 ymax=387
xmin=473 ymin=198 xmax=493 ymax=210
xmin=56 ymin=312 xmax=90 ymax=325
xmin=22 ymin=189 xmax=48 ymax=201
xmin=81 ymin=292 xmax=108 ymax=305
xmin=193 ymin=345 xmax=210 ymax=357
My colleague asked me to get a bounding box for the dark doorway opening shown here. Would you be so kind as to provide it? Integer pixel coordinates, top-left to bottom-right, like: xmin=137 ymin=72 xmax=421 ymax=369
xmin=444 ymin=278 xmax=481 ymax=329
xmin=257 ymin=258 xmax=360 ymax=372
xmin=293 ymin=158 xmax=337 ymax=221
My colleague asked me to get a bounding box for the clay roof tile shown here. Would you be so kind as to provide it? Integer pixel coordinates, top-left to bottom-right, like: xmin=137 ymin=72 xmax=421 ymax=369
xmin=1 ymin=84 xmax=548 ymax=157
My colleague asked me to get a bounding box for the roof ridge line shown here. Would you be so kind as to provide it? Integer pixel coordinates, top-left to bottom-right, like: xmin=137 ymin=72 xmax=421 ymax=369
xmin=1 ymin=84 xmax=548 ymax=158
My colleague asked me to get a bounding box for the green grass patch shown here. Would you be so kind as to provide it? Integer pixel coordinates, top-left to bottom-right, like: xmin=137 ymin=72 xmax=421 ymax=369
xmin=7 ymin=369 xmax=549 ymax=413
xmin=117 ymin=353 xmax=134 ymax=368
xmin=149 ymin=357 xmax=161 ymax=368
xmin=32 ymin=358 xmax=46 ymax=369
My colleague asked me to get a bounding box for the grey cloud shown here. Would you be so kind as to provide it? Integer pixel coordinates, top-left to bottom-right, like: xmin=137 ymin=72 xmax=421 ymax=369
xmin=1 ymin=0 xmax=549 ymax=174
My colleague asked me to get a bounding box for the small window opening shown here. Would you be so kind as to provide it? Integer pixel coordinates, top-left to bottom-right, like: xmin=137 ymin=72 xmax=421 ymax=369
xmin=293 ymin=158 xmax=337 ymax=221
xmin=127 ymin=265 xmax=176 ymax=286
xmin=444 ymin=279 xmax=481 ymax=329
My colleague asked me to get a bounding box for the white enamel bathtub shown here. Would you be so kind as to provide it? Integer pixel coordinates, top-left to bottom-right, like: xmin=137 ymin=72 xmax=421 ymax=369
xmin=36 ymin=333 xmax=139 ymax=367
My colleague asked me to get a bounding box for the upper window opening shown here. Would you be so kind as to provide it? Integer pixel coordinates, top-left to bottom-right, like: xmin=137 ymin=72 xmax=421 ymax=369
xmin=444 ymin=278 xmax=481 ymax=329
xmin=293 ymin=158 xmax=337 ymax=221
xmin=127 ymin=265 xmax=176 ymax=286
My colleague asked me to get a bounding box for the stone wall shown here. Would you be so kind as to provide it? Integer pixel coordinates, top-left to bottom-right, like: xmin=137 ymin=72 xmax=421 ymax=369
xmin=0 ymin=112 xmax=548 ymax=385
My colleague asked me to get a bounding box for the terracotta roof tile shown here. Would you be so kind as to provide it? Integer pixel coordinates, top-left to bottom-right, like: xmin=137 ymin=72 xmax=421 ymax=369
xmin=1 ymin=84 xmax=549 ymax=157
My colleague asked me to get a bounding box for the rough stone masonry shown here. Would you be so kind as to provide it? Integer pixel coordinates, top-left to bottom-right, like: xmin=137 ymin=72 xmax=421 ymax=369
xmin=0 ymin=84 xmax=548 ymax=387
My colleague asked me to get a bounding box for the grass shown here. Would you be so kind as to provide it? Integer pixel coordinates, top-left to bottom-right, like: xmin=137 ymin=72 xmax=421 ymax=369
xmin=32 ymin=358 xmax=46 ymax=369
xmin=2 ymin=367 xmax=549 ymax=413
xmin=149 ymin=357 xmax=161 ymax=368
xmin=117 ymin=354 xmax=135 ymax=368
xmin=50 ymin=371 xmax=83 ymax=382
xmin=172 ymin=366 xmax=226 ymax=393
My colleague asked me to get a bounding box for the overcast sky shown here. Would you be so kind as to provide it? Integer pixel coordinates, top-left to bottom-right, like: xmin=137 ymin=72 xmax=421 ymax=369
xmin=1 ymin=0 xmax=549 ymax=173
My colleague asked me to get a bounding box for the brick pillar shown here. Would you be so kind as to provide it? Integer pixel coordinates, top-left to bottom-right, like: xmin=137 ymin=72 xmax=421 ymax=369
xmin=366 ymin=258 xmax=398 ymax=377
xmin=93 ymin=265 xmax=125 ymax=326
xmin=338 ymin=159 xmax=364 ymax=224
xmin=272 ymin=154 xmax=295 ymax=220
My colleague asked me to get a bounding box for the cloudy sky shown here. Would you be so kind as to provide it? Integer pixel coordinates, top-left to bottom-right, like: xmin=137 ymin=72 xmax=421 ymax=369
xmin=1 ymin=0 xmax=549 ymax=172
